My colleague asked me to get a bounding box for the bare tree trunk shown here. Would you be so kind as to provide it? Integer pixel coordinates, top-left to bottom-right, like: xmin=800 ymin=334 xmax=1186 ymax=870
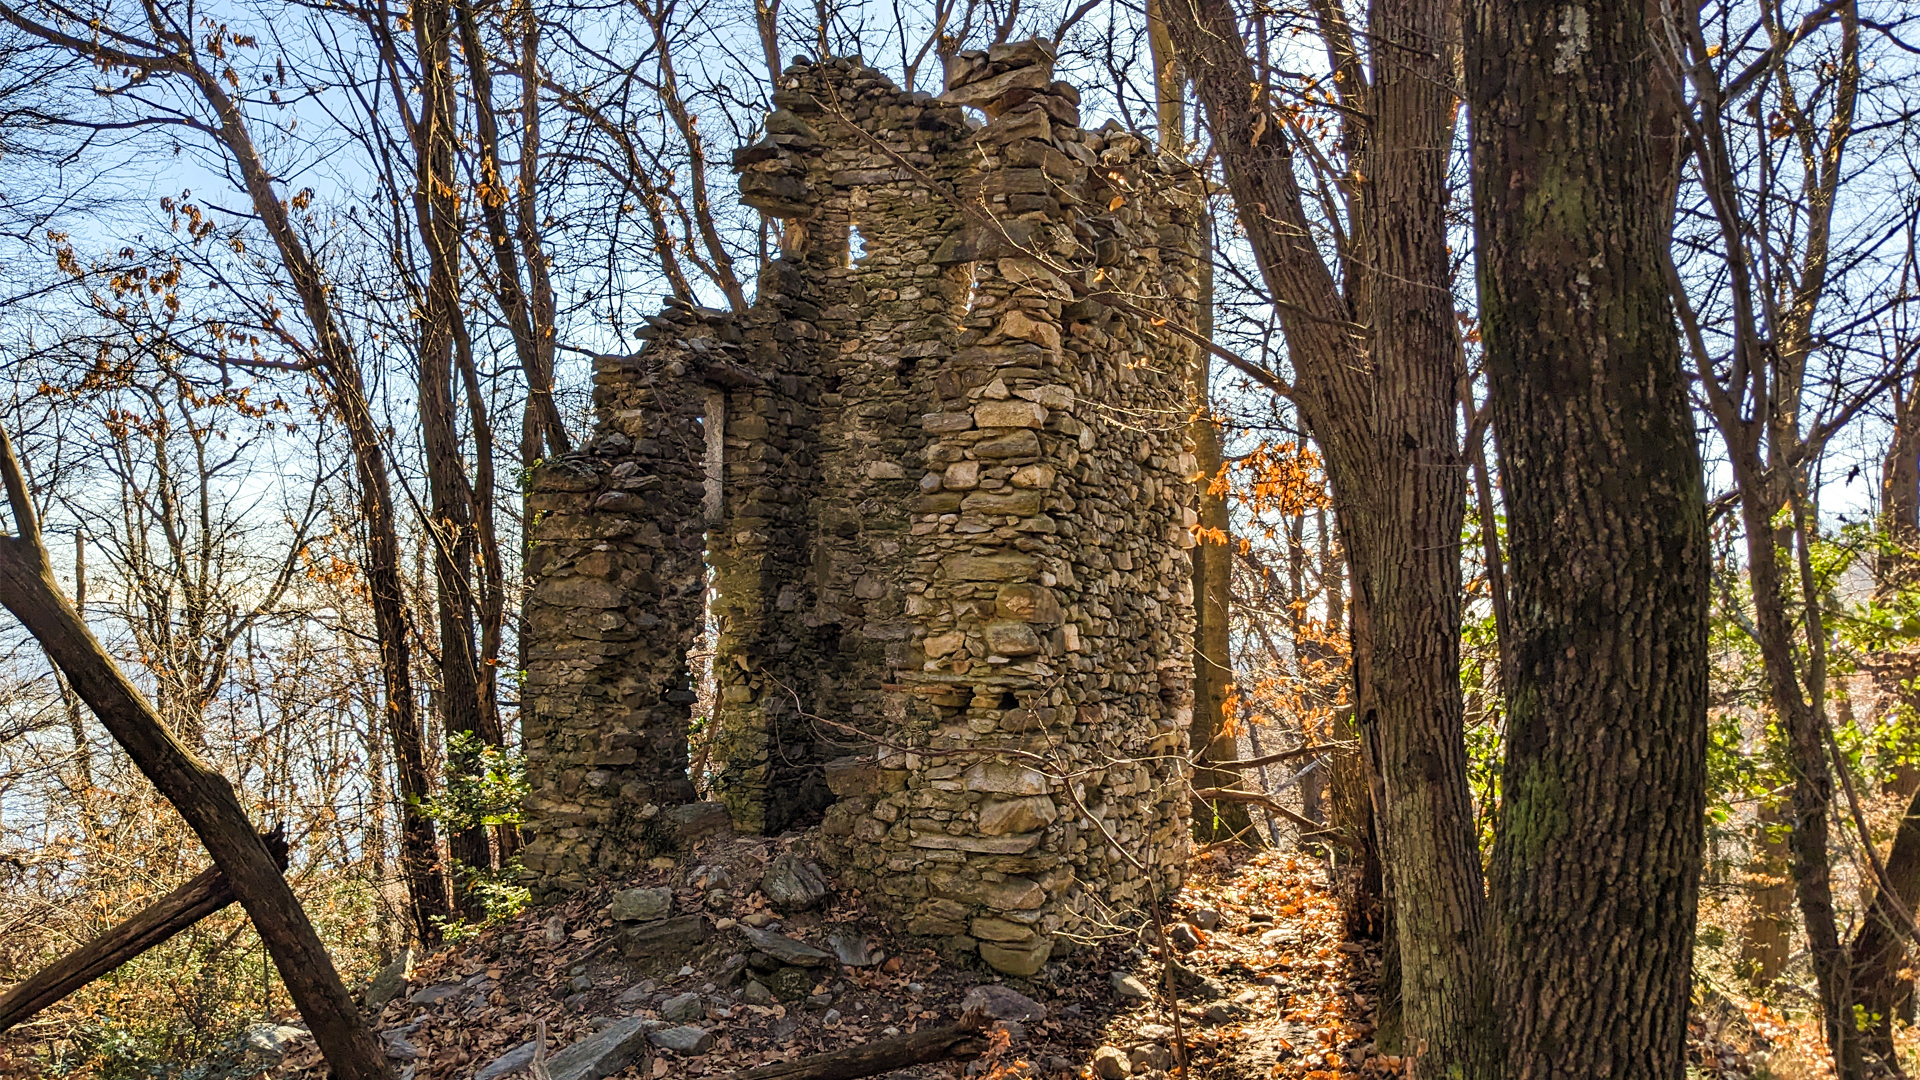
xmin=1166 ymin=0 xmax=1491 ymax=1070
xmin=1146 ymin=0 xmax=1248 ymax=846
xmin=1744 ymin=502 xmax=1863 ymax=1075
xmin=1469 ymin=0 xmax=1712 ymax=1073
xmin=406 ymin=0 xmax=495 ymax=912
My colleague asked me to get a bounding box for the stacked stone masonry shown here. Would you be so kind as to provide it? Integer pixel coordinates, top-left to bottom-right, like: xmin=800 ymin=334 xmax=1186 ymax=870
xmin=522 ymin=41 xmax=1203 ymax=977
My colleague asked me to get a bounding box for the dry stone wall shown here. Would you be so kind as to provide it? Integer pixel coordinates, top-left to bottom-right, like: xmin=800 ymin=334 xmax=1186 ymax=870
xmin=522 ymin=42 xmax=1203 ymax=976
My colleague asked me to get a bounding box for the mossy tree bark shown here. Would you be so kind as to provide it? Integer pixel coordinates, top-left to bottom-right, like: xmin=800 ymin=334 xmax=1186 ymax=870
xmin=1468 ymin=0 xmax=1711 ymax=1074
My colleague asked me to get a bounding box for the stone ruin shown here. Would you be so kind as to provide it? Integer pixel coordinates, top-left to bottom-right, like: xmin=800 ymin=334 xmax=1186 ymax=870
xmin=519 ymin=41 xmax=1204 ymax=976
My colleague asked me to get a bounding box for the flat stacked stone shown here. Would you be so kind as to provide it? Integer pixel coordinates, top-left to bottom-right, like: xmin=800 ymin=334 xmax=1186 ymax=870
xmin=522 ymin=44 xmax=1201 ymax=972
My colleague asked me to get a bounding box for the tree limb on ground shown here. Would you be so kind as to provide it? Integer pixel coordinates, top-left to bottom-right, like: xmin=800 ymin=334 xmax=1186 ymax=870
xmin=718 ymin=1008 xmax=993 ymax=1080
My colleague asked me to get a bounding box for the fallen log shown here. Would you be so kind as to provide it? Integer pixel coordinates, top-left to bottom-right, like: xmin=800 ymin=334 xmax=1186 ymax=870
xmin=0 ymin=828 xmax=290 ymax=1035
xmin=718 ymin=1008 xmax=992 ymax=1080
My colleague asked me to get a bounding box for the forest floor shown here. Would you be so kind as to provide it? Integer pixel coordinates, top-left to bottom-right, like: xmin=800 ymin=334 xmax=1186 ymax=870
xmin=259 ymin=841 xmax=1797 ymax=1080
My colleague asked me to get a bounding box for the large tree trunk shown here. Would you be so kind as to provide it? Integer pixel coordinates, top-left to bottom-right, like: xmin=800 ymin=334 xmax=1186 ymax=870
xmin=1349 ymin=2 xmax=1490 ymax=1070
xmin=1468 ymin=0 xmax=1712 ymax=1074
xmin=1848 ymin=778 xmax=1920 ymax=1067
xmin=1166 ymin=1 xmax=1490 ymax=1072
xmin=0 ymin=440 xmax=392 ymax=1080
xmin=407 ymin=0 xmax=496 ymax=912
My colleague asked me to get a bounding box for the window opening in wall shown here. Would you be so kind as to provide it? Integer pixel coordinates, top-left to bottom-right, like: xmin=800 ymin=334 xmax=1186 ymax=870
xmin=847 ymin=221 xmax=867 ymax=267
xmin=703 ymin=390 xmax=725 ymax=524
xmin=689 ymin=392 xmax=725 ymax=797
xmin=688 ymin=573 xmax=721 ymax=798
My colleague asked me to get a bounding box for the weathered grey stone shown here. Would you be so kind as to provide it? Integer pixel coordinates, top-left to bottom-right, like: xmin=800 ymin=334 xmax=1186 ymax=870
xmin=978 ymin=795 xmax=1058 ymax=836
xmin=660 ymin=991 xmax=704 ymax=1022
xmin=964 ymin=492 xmax=1044 ymax=517
xmin=610 ymin=887 xmax=673 ymax=922
xmin=824 ymin=756 xmax=903 ymax=795
xmin=960 ymin=984 xmax=1047 ymax=1022
xmin=940 ymin=64 xmax=1052 ymax=110
xmin=922 ymin=411 xmax=975 ymax=432
xmin=238 ymin=1024 xmax=307 ymax=1062
xmin=971 ymin=916 xmax=1038 ymax=943
xmin=994 ymin=311 xmax=1061 ymax=353
xmin=363 ymin=947 xmax=412 ymax=1012
xmin=943 ymin=554 xmax=1036 ymax=582
xmin=996 ymin=584 xmax=1063 ymax=624
xmin=660 ymin=800 xmax=733 ymax=846
xmin=962 ymin=761 xmax=1051 ymax=795
xmin=621 ymin=915 xmax=712 ymax=963
xmin=828 ymin=931 xmax=878 ymax=967
xmin=980 ymin=876 xmax=1046 ymax=910
xmin=973 ymin=104 xmax=1051 ymax=145
xmin=739 ymin=926 xmax=834 ymax=967
xmin=973 ymin=430 xmax=1044 ymax=458
xmin=406 ymin=981 xmax=462 ymax=1006
xmin=986 ymin=38 xmax=1057 ymax=66
xmin=908 ymin=831 xmax=1044 ymax=854
xmin=981 ymin=619 xmax=1044 ymax=654
xmin=650 ymin=1026 xmax=715 ymax=1054
xmin=974 ymin=399 xmax=1047 ymax=429
xmin=1132 ymin=1044 xmax=1176 ymax=1070
xmin=533 ymin=576 xmax=625 ymax=609
xmin=381 ymin=1030 xmax=422 ymax=1060
xmin=1110 ymin=973 xmax=1153 ymax=1000
xmin=761 ymin=852 xmax=830 ymax=910
xmin=1092 ymin=1047 xmax=1130 ymax=1080
xmin=474 ymin=1039 xmax=537 ymax=1080
xmin=1166 ymin=922 xmax=1200 ymax=952
xmin=742 ymin=980 xmax=775 ymax=1005
xmin=544 ymin=1017 xmax=656 ymax=1080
